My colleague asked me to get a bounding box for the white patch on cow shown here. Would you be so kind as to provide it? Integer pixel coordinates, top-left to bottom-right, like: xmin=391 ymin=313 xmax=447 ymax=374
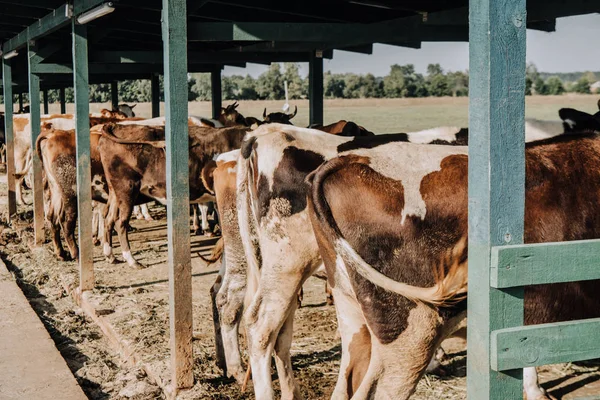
xmin=524 ymin=119 xmax=564 ymax=142
xmin=123 ymin=251 xmax=137 ymax=266
xmin=217 ymin=149 xmax=240 ymax=164
xmin=188 ymin=115 xmax=224 ymax=128
xmin=563 ymin=118 xmax=576 ymax=129
xmin=103 ymin=242 xmax=112 ymax=257
xmin=118 ymin=116 xmax=165 ymax=126
xmin=524 ymin=367 xmax=548 ymax=400
xmin=345 ymin=142 xmax=467 ymax=223
xmin=45 ymin=117 xmax=76 ymax=131
xmin=406 ymin=126 xmax=460 ymax=144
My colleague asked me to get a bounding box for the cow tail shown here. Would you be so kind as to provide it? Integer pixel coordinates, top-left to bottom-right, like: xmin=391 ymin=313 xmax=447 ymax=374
xmin=199 ymin=237 xmax=224 ymax=264
xmin=236 ymin=136 xmax=262 ymax=311
xmin=307 ymin=156 xmax=468 ymax=307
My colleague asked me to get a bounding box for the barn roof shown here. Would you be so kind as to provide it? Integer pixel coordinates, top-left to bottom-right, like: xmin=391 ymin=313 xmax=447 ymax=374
xmin=0 ymin=0 xmax=599 ymax=89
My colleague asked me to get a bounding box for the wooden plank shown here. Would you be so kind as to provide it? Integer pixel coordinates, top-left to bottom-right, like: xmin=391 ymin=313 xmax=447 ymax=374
xmin=211 ymin=67 xmax=221 ymax=120
xmin=27 ymin=43 xmax=45 ymax=246
xmin=2 ymin=59 xmax=17 ymax=218
xmin=72 ymin=21 xmax=94 ymax=291
xmin=309 ymin=51 xmax=323 ymax=126
xmin=467 ymin=0 xmax=527 ymax=398
xmin=59 ymin=87 xmax=66 ymax=114
xmin=491 ymin=239 xmax=600 ymax=288
xmin=111 ymin=80 xmax=118 ymax=110
xmin=151 ymin=74 xmax=160 ymax=118
xmin=491 ymin=318 xmax=600 ymax=371
xmin=162 ymin=0 xmax=193 ymax=390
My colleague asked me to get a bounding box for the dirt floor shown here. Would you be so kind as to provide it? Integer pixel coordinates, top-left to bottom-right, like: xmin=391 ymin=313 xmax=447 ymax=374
xmin=2 ymin=170 xmax=600 ymax=399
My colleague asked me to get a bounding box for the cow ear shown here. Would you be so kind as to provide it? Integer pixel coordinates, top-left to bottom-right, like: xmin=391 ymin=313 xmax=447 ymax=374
xmin=559 ymin=108 xmax=600 ymax=133
xmin=42 ymin=122 xmax=53 ymax=131
xmin=201 ymin=160 xmax=217 ymax=194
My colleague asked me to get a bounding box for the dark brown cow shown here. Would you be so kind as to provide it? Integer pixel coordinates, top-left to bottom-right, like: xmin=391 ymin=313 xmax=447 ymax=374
xmin=98 ymin=123 xmax=249 ymax=268
xmin=262 ymin=105 xmax=297 ymax=125
xmin=306 ymin=133 xmax=600 ymax=399
xmin=309 ymin=120 xmax=374 ymax=137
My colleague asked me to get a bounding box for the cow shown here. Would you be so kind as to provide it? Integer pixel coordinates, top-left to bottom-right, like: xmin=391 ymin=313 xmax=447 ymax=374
xmin=116 ymin=103 xmax=136 ymax=118
xmin=98 ymin=123 xmax=249 ymax=268
xmin=309 ymin=120 xmax=374 ymax=137
xmin=233 ymin=119 xmax=598 ymax=399
xmin=261 ymin=105 xmax=298 ymax=125
xmin=305 ymin=128 xmax=600 ymax=399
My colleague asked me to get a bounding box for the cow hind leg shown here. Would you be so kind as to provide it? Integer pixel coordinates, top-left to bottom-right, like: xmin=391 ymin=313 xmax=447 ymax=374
xmin=115 ymin=199 xmax=144 ymax=269
xmin=524 ymin=367 xmax=553 ymax=400
xmin=48 ymin=211 xmax=68 ymax=261
xmin=192 ymin=205 xmax=202 ymax=235
xmin=103 ymin=196 xmax=119 ymax=264
xmin=199 ymin=203 xmax=211 ymax=236
xmin=62 ymin=199 xmax=79 ymax=261
xmin=211 ymin=267 xmax=227 ymax=374
xmin=274 ymin=304 xmax=302 ymax=400
xmin=140 ymin=203 xmax=153 ymax=221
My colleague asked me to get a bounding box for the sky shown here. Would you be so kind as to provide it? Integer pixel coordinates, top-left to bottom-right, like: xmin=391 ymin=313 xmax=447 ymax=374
xmin=223 ymin=14 xmax=600 ymax=78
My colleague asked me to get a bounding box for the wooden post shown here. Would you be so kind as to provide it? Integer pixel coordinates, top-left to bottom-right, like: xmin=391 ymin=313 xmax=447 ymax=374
xmin=162 ymin=0 xmax=194 ymax=390
xmin=309 ymin=50 xmax=323 ymax=126
xmin=18 ymin=92 xmax=23 ymax=112
xmin=151 ymin=74 xmax=160 ymax=118
xmin=72 ymin=20 xmax=94 ymax=291
xmin=111 ymin=80 xmax=118 ymax=110
xmin=27 ymin=43 xmax=45 ymax=246
xmin=211 ymin=67 xmax=222 ymax=120
xmin=59 ymin=87 xmax=66 ymax=114
xmin=467 ymin=0 xmax=526 ymax=398
xmin=2 ymin=59 xmax=17 ymax=219
xmin=42 ymin=89 xmax=49 ymax=114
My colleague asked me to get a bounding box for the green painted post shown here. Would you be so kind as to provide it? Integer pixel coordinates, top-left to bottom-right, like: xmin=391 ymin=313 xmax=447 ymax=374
xmin=211 ymin=67 xmax=222 ymax=120
xmin=467 ymin=0 xmax=527 ymax=398
xmin=162 ymin=0 xmax=194 ymax=389
xmin=18 ymin=92 xmax=23 ymax=112
xmin=72 ymin=21 xmax=94 ymax=291
xmin=59 ymin=87 xmax=66 ymax=114
xmin=42 ymin=89 xmax=49 ymax=114
xmin=151 ymin=74 xmax=160 ymax=118
xmin=111 ymin=80 xmax=118 ymax=110
xmin=28 ymin=43 xmax=45 ymax=246
xmin=2 ymin=59 xmax=17 ymax=218
xmin=309 ymin=51 xmax=323 ymax=126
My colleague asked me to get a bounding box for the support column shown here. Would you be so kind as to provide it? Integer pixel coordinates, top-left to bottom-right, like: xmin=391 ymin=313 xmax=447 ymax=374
xmin=18 ymin=92 xmax=23 ymax=112
xmin=211 ymin=67 xmax=222 ymax=120
xmin=467 ymin=0 xmax=526 ymax=398
xmin=27 ymin=43 xmax=45 ymax=246
xmin=2 ymin=59 xmax=17 ymax=219
xmin=43 ymin=89 xmax=49 ymax=114
xmin=72 ymin=21 xmax=94 ymax=291
xmin=151 ymin=74 xmax=160 ymax=118
xmin=111 ymin=80 xmax=118 ymax=110
xmin=309 ymin=50 xmax=323 ymax=126
xmin=59 ymin=87 xmax=66 ymax=114
xmin=162 ymin=0 xmax=193 ymax=390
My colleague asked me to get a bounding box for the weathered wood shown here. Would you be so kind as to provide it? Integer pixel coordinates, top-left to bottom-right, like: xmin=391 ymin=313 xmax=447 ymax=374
xmin=59 ymin=87 xmax=66 ymax=114
xmin=211 ymin=68 xmax=222 ymax=120
xmin=2 ymin=59 xmax=17 ymax=218
xmin=42 ymin=89 xmax=49 ymax=114
xmin=72 ymin=21 xmax=94 ymax=291
xmin=492 ymin=239 xmax=600 ymax=288
xmin=27 ymin=43 xmax=45 ymax=246
xmin=162 ymin=0 xmax=193 ymax=390
xmin=111 ymin=81 xmax=118 ymax=111
xmin=491 ymin=317 xmax=600 ymax=371
xmin=467 ymin=0 xmax=527 ymax=398
xmin=151 ymin=74 xmax=160 ymax=118
xmin=309 ymin=51 xmax=323 ymax=126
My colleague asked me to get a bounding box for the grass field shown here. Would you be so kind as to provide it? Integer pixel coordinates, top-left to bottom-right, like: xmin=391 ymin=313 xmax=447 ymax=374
xmin=26 ymin=93 xmax=600 ymax=133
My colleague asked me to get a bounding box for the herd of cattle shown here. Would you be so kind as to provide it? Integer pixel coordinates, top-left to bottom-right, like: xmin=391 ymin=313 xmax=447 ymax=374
xmin=2 ymin=98 xmax=600 ymax=399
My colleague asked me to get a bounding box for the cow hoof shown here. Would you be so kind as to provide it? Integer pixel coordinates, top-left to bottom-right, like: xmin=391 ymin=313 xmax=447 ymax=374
xmin=135 ymin=214 xmax=144 ymax=220
xmin=144 ymin=216 xmax=154 ymax=222
xmin=194 ymin=229 xmax=204 ymax=236
xmin=93 ymin=239 xmax=101 ymax=246
xmin=326 ymin=297 xmax=334 ymax=306
xmin=131 ymin=261 xmax=147 ymax=269
xmin=56 ymin=252 xmax=69 ymax=261
xmin=107 ymin=255 xmax=118 ymax=264
xmin=204 ymin=231 xmax=214 ymax=238
xmin=232 ymin=369 xmax=247 ymax=387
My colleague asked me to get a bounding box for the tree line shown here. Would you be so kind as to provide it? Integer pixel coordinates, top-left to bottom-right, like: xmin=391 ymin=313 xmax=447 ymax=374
xmin=2 ymin=62 xmax=597 ymax=105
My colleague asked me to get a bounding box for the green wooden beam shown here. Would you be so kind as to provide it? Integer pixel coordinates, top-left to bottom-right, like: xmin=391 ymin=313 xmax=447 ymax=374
xmin=162 ymin=0 xmax=193 ymax=390
xmin=211 ymin=67 xmax=221 ymax=120
xmin=151 ymin=74 xmax=160 ymax=117
xmin=309 ymin=51 xmax=323 ymax=126
xmin=491 ymin=318 xmax=600 ymax=371
xmin=491 ymin=239 xmax=600 ymax=288
xmin=31 ymin=62 xmax=224 ymax=75
xmin=27 ymin=43 xmax=45 ymax=246
xmin=59 ymin=86 xmax=66 ymax=113
xmin=42 ymin=89 xmax=49 ymax=113
xmin=72 ymin=20 xmax=94 ymax=291
xmin=111 ymin=80 xmax=118 ymax=110
xmin=2 ymin=58 xmax=17 ymax=218
xmin=467 ymin=0 xmax=527 ymax=398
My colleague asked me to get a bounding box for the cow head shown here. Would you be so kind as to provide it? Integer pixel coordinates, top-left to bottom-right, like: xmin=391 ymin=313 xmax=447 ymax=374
xmin=115 ymin=103 xmax=136 ymax=118
xmin=219 ymin=101 xmax=247 ymax=127
xmin=262 ymin=105 xmax=297 ymax=125
xmin=559 ymin=100 xmax=600 ymax=134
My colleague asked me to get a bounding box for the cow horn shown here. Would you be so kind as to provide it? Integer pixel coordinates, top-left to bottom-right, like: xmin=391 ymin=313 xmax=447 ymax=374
xmin=131 ymin=104 xmax=137 ymax=109
xmin=289 ymin=105 xmax=297 ymax=119
xmin=263 ymin=108 xmax=267 ymax=119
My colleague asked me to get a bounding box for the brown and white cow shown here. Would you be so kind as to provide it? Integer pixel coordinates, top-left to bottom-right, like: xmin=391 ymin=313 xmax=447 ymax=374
xmin=98 ymin=123 xmax=249 ymax=268
xmin=305 ymin=132 xmax=600 ymax=399
xmin=233 ymin=121 xmax=597 ymax=399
